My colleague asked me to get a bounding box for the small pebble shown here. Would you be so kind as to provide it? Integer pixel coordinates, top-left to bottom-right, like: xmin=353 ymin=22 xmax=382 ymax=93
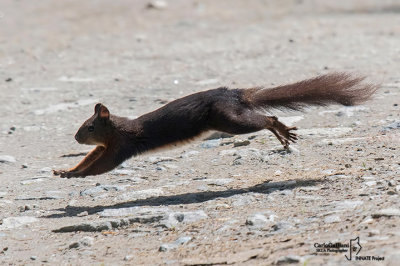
xmin=0 ymin=155 xmax=16 ymax=163
xmin=159 ymin=236 xmax=192 ymax=252
xmin=276 ymin=255 xmax=301 ymax=264
xmin=147 ymin=1 xmax=168 ymax=10
xmin=372 ymin=208 xmax=400 ymax=218
xmin=68 ymin=242 xmax=80 ymax=249
xmin=18 ymin=205 xmax=31 ymax=212
xmin=80 ymin=236 xmax=94 ymax=247
xmin=368 ymin=229 xmax=380 ymax=237
xmin=271 ymin=221 xmax=293 ymax=232
xmin=361 ymin=176 xmax=375 ymax=180
xmin=219 ymin=149 xmax=237 ymax=156
xmin=365 ymin=181 xmax=377 ymax=187
xmin=38 ymin=167 xmax=52 ymax=173
xmin=245 ymin=213 xmax=269 ymax=227
xmin=233 ymin=140 xmax=250 ymax=147
xmin=200 ymin=139 xmax=220 ymax=149
xmin=77 ymin=211 xmax=89 ymax=217
xmin=69 ymin=236 xmax=94 ymax=249
xmin=324 ymin=215 xmax=341 ymax=224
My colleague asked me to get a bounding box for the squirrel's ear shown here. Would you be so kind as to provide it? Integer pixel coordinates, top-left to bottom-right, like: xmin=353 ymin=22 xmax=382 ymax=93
xmin=99 ymin=105 xmax=110 ymax=120
xmin=94 ymin=103 xmax=103 ymax=114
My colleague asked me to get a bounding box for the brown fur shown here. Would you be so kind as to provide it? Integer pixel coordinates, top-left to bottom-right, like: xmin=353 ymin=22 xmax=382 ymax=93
xmin=54 ymin=73 xmax=377 ymax=178
xmin=244 ymin=73 xmax=377 ymax=110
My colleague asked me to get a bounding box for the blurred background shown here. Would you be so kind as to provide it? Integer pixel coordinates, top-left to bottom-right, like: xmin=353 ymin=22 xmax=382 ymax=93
xmin=1 ymin=0 xmax=398 ymax=89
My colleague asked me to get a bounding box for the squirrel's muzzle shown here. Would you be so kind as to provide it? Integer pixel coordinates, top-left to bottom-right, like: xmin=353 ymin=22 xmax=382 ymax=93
xmin=75 ymin=132 xmax=83 ymax=144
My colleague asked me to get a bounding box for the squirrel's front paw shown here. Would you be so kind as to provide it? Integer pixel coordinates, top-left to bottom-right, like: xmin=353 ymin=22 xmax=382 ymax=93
xmin=53 ymin=169 xmax=65 ymax=176
xmin=53 ymin=169 xmax=79 ymax=179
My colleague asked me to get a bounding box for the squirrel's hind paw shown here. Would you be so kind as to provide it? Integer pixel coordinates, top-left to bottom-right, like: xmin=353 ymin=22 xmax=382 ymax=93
xmin=270 ymin=125 xmax=298 ymax=149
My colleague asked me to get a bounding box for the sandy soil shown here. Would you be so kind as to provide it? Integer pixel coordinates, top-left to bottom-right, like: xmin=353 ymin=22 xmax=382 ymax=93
xmin=0 ymin=0 xmax=399 ymax=265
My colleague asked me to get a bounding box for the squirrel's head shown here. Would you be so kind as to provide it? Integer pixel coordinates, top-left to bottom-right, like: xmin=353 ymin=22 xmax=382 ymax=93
xmin=74 ymin=103 xmax=112 ymax=146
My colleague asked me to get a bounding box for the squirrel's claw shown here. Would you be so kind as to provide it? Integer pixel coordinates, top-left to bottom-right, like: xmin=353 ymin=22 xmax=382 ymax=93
xmin=53 ymin=169 xmax=63 ymax=176
xmin=59 ymin=171 xmax=71 ymax=178
xmin=287 ymin=127 xmax=298 ymax=142
xmin=53 ymin=169 xmax=81 ymax=178
xmin=281 ymin=127 xmax=298 ymax=148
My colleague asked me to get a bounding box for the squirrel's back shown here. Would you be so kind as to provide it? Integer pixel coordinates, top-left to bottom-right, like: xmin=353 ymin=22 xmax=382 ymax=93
xmin=135 ymin=88 xmax=236 ymax=148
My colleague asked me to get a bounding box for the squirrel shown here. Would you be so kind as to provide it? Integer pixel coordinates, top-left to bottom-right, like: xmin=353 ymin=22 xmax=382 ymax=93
xmin=54 ymin=73 xmax=376 ymax=178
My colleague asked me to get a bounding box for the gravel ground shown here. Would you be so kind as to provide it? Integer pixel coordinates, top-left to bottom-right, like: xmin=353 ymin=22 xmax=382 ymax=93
xmin=0 ymin=0 xmax=399 ymax=265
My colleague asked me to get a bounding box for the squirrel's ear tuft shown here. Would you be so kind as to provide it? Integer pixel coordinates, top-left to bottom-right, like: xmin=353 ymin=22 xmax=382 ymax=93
xmin=99 ymin=105 xmax=110 ymax=120
xmin=94 ymin=103 xmax=103 ymax=114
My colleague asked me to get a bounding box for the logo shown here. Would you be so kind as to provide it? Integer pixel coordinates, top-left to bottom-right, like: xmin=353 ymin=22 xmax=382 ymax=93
xmin=345 ymin=237 xmax=362 ymax=260
xmin=314 ymin=237 xmax=384 ymax=261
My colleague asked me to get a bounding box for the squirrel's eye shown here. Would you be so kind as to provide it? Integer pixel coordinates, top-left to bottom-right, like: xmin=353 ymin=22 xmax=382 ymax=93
xmin=88 ymin=126 xmax=94 ymax=132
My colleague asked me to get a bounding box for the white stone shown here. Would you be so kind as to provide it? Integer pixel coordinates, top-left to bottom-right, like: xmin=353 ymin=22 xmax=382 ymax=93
xmin=34 ymin=99 xmax=98 ymax=115
xmin=324 ymin=215 xmax=341 ymax=223
xmin=219 ymin=149 xmax=237 ymax=156
xmin=365 ymin=181 xmax=377 ymax=187
xmin=318 ymin=106 xmax=369 ymax=117
xmin=297 ymin=127 xmax=352 ymax=137
xmin=206 ymin=179 xmax=233 ymax=186
xmin=0 ymin=155 xmax=16 ymax=163
xmin=115 ymin=188 xmax=164 ymax=201
xmin=0 ymin=216 xmax=38 ymax=229
xmin=279 ymin=116 xmax=304 ymax=126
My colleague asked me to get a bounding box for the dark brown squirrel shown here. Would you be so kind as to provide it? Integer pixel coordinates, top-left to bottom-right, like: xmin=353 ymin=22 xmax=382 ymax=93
xmin=54 ymin=73 xmax=376 ymax=178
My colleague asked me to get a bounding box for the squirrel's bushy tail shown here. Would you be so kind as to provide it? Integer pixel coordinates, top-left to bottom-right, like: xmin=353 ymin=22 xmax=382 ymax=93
xmin=245 ymin=73 xmax=377 ymax=111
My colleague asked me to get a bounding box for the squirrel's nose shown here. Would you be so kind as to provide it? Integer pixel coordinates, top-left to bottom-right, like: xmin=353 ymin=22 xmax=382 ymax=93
xmin=74 ymin=133 xmax=79 ymax=142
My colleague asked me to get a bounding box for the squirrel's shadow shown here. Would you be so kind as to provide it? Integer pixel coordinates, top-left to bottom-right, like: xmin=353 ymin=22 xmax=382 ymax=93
xmin=43 ymin=178 xmax=324 ymax=218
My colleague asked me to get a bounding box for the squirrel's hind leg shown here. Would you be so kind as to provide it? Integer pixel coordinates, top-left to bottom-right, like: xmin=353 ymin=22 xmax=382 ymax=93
xmin=209 ymin=109 xmax=297 ymax=148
